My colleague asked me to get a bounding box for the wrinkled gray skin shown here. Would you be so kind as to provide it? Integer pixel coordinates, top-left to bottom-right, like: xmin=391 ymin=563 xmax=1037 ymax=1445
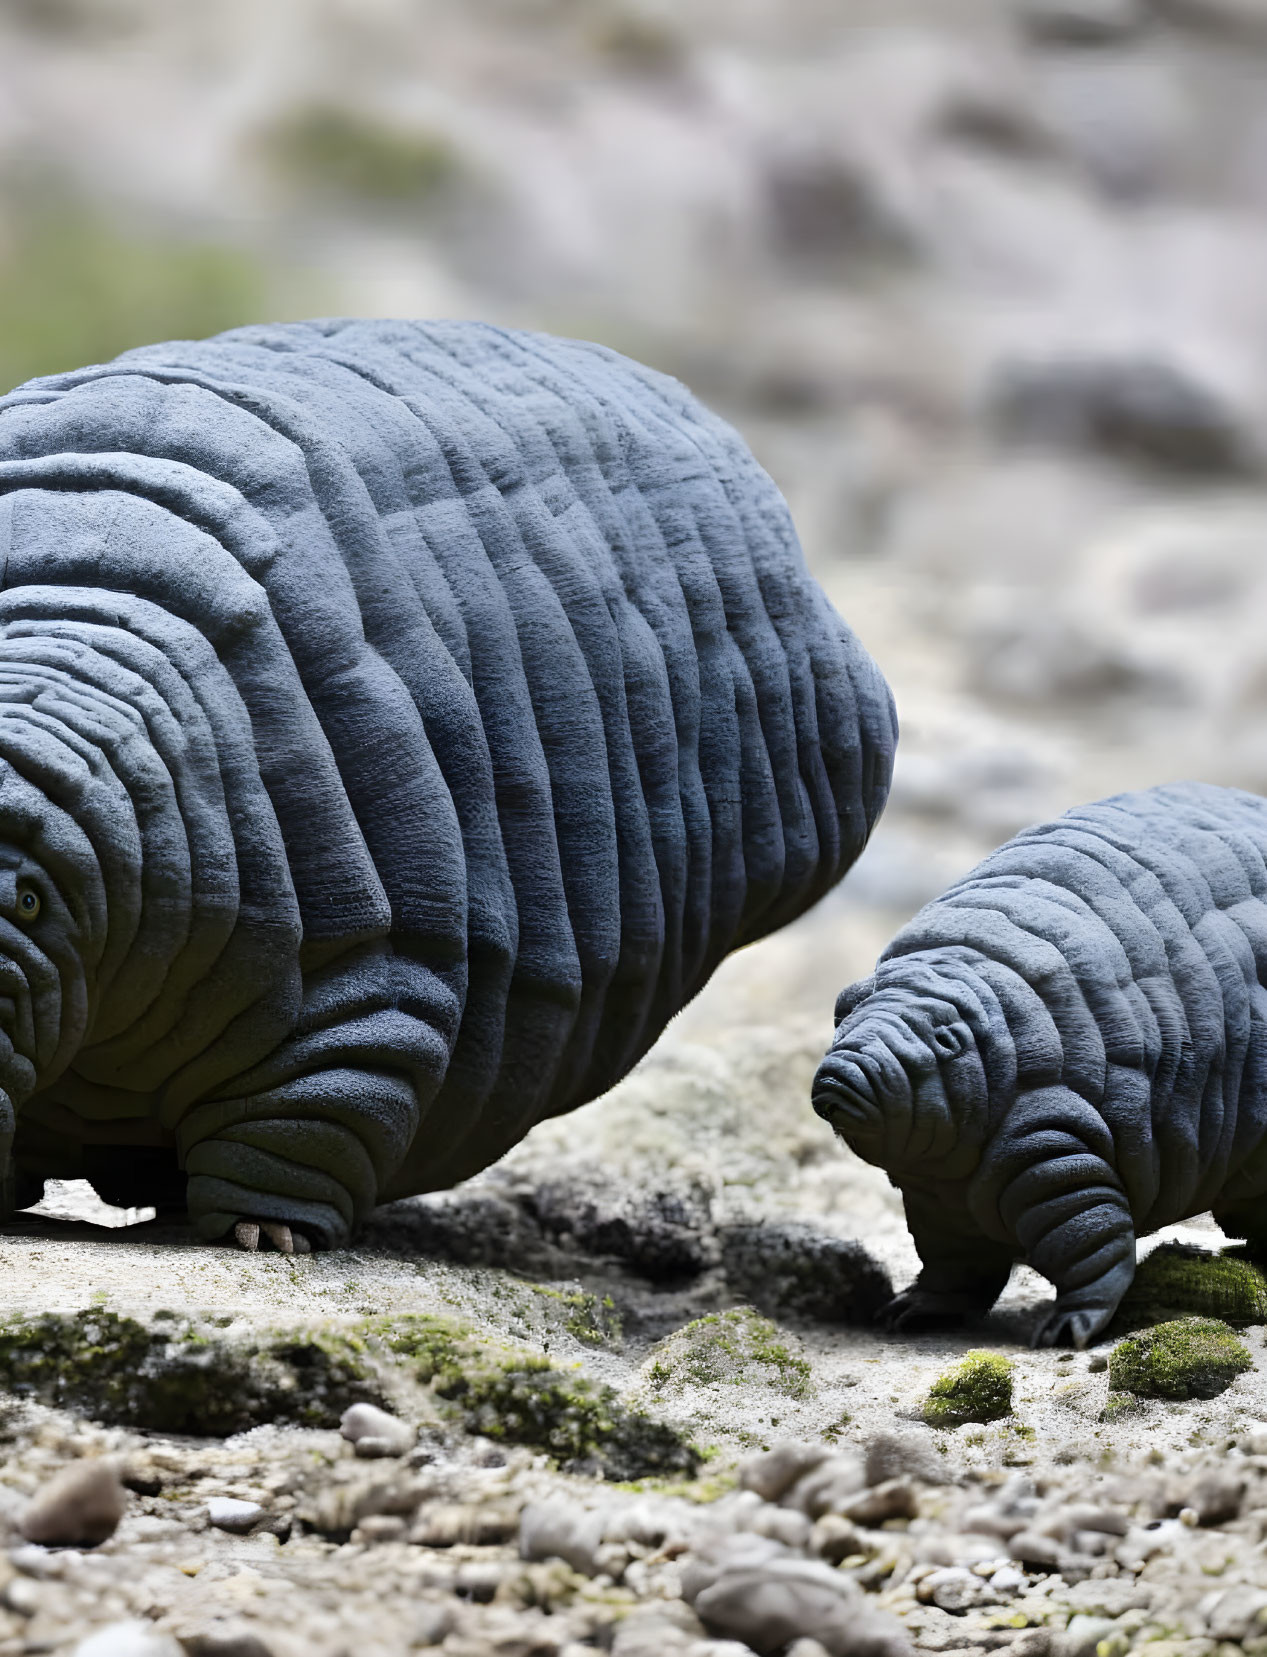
xmin=814 ymin=783 xmax=1267 ymax=1348
xmin=0 ymin=319 xmax=896 ymax=1250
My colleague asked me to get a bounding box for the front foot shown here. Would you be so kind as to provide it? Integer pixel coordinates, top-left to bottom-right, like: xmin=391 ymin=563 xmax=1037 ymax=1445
xmin=879 ymin=1283 xmax=1000 ymax=1332
xmin=232 ymin=1219 xmax=313 ymax=1256
xmin=1031 ymin=1301 xmax=1111 ymax=1350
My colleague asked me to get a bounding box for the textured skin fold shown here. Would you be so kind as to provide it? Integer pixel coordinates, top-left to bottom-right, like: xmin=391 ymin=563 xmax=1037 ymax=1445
xmin=0 ymin=319 xmax=895 ymax=1242
xmin=814 ymin=782 xmax=1267 ymax=1346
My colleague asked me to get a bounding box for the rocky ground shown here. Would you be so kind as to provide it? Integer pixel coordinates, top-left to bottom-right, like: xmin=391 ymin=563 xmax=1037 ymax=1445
xmin=5 ymin=0 xmax=1267 ymax=1652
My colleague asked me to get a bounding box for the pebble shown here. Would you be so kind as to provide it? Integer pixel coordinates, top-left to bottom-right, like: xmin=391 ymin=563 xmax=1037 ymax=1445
xmin=840 ymin=1479 xmax=918 ymax=1527
xmin=21 ymin=1461 xmax=126 ymax=1547
xmin=863 ymin=1433 xmax=946 ymax=1488
xmin=340 ymin=1402 xmax=416 ymax=1459
xmin=739 ymin=1443 xmax=831 ymax=1504
xmin=180 ymin=1626 xmax=275 ymax=1657
xmin=73 ymin=1623 xmax=184 ymax=1657
xmin=917 ymin=1567 xmax=1000 ymax=1614
xmin=1016 ymin=0 xmax=1148 ymax=40
xmin=205 ymin=1498 xmax=264 ymax=1535
xmin=691 ymin=1556 xmax=910 ymax=1657
xmin=519 ymin=1500 xmax=608 ymax=1576
xmin=783 ymin=1453 xmax=867 ymax=1518
xmin=1056 ymin=1615 xmax=1119 ymax=1657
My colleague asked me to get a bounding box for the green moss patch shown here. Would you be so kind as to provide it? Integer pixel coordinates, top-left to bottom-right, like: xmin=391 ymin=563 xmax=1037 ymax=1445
xmin=1108 ymin=1317 xmax=1253 ymax=1401
xmin=0 ymin=1310 xmax=383 ymax=1435
xmin=262 ymin=105 xmax=463 ymax=207
xmin=1113 ymin=1243 xmax=1267 ymax=1332
xmin=371 ymin=1313 xmax=696 ymax=1481
xmin=642 ymin=1308 xmax=814 ymax=1400
xmin=922 ymin=1350 xmax=1014 ymax=1428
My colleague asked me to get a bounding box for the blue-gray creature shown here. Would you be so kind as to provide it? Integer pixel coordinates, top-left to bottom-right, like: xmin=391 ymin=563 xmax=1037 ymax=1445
xmin=813 ymin=783 xmax=1267 ymax=1346
xmin=0 ymin=319 xmax=895 ymax=1252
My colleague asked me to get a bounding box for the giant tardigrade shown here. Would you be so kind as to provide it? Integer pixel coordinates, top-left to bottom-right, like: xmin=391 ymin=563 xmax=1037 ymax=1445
xmin=814 ymin=783 xmax=1267 ymax=1346
xmin=0 ymin=319 xmax=895 ymax=1249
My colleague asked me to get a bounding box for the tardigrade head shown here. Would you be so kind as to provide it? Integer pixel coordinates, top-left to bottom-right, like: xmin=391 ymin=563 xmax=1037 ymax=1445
xmin=0 ymin=771 xmax=96 ymax=1136
xmin=812 ymin=973 xmax=989 ymax=1177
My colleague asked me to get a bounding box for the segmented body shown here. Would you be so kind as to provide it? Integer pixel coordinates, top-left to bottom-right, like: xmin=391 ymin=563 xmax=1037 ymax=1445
xmin=815 ymin=783 xmax=1267 ymax=1343
xmin=0 ymin=320 xmax=895 ymax=1243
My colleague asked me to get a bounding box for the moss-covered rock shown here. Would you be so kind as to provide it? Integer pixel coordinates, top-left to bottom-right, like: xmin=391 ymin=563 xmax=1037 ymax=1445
xmin=922 ymin=1350 xmax=1014 ymax=1428
xmin=1113 ymin=1243 xmax=1267 ymax=1332
xmin=641 ymin=1308 xmax=814 ymax=1400
xmin=372 ymin=1313 xmax=697 ymax=1480
xmin=0 ymin=1310 xmax=384 ymax=1435
xmin=1108 ymin=1317 xmax=1253 ymax=1401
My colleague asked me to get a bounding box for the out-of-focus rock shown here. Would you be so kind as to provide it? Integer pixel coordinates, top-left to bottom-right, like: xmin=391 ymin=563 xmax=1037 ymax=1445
xmin=1204 ymin=1585 xmax=1267 ymax=1642
xmin=719 ymin=1220 xmax=892 ymax=1325
xmin=864 ymin=1430 xmax=951 ymax=1487
xmin=21 ymin=1460 xmax=126 ymax=1547
xmin=523 ymin=1168 xmax=718 ymax=1281
xmin=72 ymin=1625 xmax=183 ymax=1657
xmin=1017 ymin=0 xmax=1150 ymax=42
xmin=966 ymin=605 xmax=1183 ymax=708
xmin=686 ymin=1543 xmax=912 ymax=1657
xmin=354 ymin=1187 xmax=546 ymax=1267
xmin=519 ymin=1500 xmax=608 ymax=1576
xmin=1029 ymin=55 xmax=1188 ymax=199
xmin=341 ymin=1402 xmax=415 ymax=1458
xmin=739 ymin=1443 xmax=831 ymax=1505
xmin=1157 ymin=0 xmax=1267 ymax=37
xmin=991 ymin=353 xmax=1259 ymax=476
xmin=783 ymin=1453 xmax=868 ymax=1518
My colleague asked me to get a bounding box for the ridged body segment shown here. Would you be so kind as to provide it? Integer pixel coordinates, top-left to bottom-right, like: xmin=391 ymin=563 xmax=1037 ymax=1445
xmin=0 ymin=319 xmax=895 ymax=1239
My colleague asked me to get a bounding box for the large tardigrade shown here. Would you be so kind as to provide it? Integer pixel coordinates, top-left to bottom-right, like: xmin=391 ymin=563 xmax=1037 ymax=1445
xmin=814 ymin=782 xmax=1267 ymax=1347
xmin=0 ymin=318 xmax=895 ymax=1248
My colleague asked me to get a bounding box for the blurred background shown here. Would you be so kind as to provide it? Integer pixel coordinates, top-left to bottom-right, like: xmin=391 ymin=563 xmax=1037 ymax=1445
xmin=4 ymin=0 xmax=1266 ymax=1030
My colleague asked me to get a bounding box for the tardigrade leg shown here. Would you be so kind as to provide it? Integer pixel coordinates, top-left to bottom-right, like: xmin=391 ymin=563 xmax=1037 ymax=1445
xmin=179 ymin=1068 xmax=422 ymax=1252
xmin=880 ymin=1189 xmax=1016 ymax=1332
xmin=975 ymin=1087 xmax=1136 ymax=1349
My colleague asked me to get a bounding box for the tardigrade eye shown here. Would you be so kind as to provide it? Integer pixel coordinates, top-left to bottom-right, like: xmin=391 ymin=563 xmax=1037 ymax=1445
xmin=16 ymin=886 xmax=40 ymax=923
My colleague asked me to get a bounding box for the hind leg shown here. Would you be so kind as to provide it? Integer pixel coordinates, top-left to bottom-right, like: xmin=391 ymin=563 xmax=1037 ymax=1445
xmin=976 ymin=1088 xmax=1137 ymax=1349
xmin=179 ymin=1068 xmax=422 ymax=1251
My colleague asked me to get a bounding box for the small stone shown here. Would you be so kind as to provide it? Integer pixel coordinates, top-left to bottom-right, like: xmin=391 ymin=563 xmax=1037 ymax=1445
xmin=917 ymin=1566 xmax=1000 ymax=1614
xmin=205 ymin=1498 xmax=264 ymax=1535
xmin=990 ymin=1567 xmax=1028 ymax=1593
xmin=1017 ymin=0 xmax=1148 ymax=41
xmin=1057 ymin=1615 xmax=1118 ymax=1657
xmin=455 ymin=1560 xmax=507 ymax=1602
xmin=73 ymin=1623 xmax=184 ymax=1657
xmin=739 ymin=1443 xmax=830 ymax=1504
xmin=179 ymin=1626 xmax=275 ymax=1657
xmin=411 ymin=1502 xmax=521 ymax=1547
xmin=1008 ymin=1529 xmax=1067 ymax=1571
xmin=411 ymin=1603 xmax=459 ymax=1647
xmin=692 ymin=1556 xmax=911 ymax=1657
xmin=1170 ymin=1472 xmax=1244 ymax=1525
xmin=810 ymin=1515 xmax=866 ymax=1565
xmin=1205 ymin=1585 xmax=1267 ymax=1642
xmin=340 ymin=1402 xmax=415 ymax=1458
xmin=353 ymin=1514 xmax=407 ymax=1543
xmin=21 ymin=1460 xmax=126 ymax=1547
xmin=840 ymin=1480 xmax=918 ymax=1526
xmin=783 ymin=1453 xmax=867 ymax=1518
xmin=863 ymin=1431 xmax=947 ymax=1487
xmin=519 ymin=1501 xmax=607 ymax=1576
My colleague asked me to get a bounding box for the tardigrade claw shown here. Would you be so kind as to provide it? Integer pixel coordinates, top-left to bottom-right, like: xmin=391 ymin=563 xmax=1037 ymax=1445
xmin=231 ymin=1218 xmax=314 ymax=1255
xmin=261 ymin=1221 xmax=294 ymax=1255
xmin=1032 ymin=1306 xmax=1104 ymax=1350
